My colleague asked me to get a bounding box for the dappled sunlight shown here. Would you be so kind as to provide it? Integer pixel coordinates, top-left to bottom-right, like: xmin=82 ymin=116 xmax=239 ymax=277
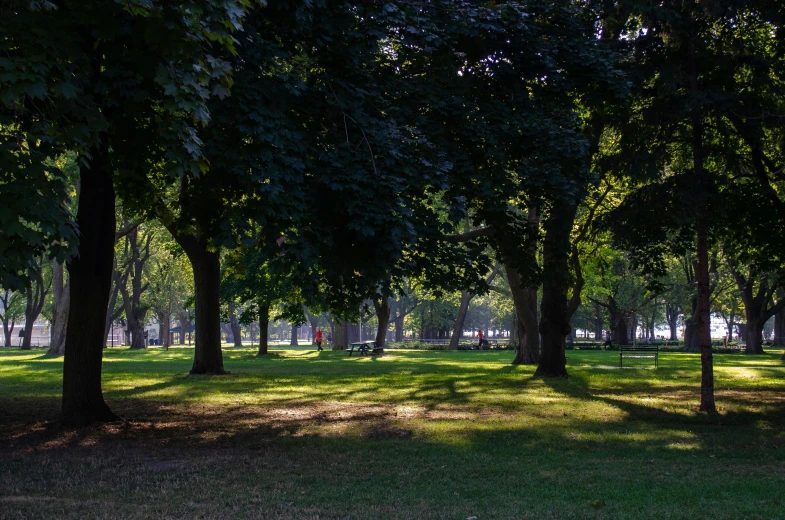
xmin=2 ymin=348 xmax=785 ymax=454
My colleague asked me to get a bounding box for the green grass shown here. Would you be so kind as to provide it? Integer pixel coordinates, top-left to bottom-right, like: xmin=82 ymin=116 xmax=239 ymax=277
xmin=1 ymin=346 xmax=784 ymax=519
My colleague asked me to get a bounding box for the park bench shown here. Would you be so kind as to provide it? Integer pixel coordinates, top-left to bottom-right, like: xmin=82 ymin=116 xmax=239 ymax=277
xmin=619 ymin=345 xmax=658 ymax=368
xmin=347 ymin=341 xmax=383 ymax=356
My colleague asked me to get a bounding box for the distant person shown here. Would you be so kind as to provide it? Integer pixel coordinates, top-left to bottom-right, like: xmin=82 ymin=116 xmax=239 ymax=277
xmin=478 ymin=330 xmax=488 ymax=349
xmin=603 ymin=332 xmax=612 ymax=349
xmin=327 ymin=332 xmax=332 ymax=345
xmin=315 ymin=328 xmax=324 ymax=351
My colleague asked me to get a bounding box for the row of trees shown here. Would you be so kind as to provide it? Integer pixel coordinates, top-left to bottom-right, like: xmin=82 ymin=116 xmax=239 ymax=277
xmin=2 ymin=0 xmax=784 ymax=423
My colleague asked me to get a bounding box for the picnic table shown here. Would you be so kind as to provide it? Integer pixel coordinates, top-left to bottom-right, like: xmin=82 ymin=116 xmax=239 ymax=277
xmin=347 ymin=341 xmax=383 ymax=356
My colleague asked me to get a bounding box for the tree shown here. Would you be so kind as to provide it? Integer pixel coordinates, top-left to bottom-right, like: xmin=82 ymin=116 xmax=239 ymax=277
xmin=1 ymin=0 xmax=250 ymax=424
xmin=587 ymin=251 xmax=649 ymax=346
xmin=0 ymin=290 xmax=24 ymax=348
xmin=726 ymin=261 xmax=785 ymax=354
xmin=148 ymin=234 xmax=192 ymax=350
xmin=448 ymin=262 xmax=501 ymax=350
xmin=19 ymin=256 xmax=50 ymax=350
xmin=223 ymin=247 xmax=293 ymax=357
xmin=118 ymin=223 xmax=153 ymax=350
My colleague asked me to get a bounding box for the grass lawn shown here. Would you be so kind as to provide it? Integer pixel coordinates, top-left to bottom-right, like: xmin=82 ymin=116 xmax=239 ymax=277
xmin=1 ymin=346 xmax=784 ymax=519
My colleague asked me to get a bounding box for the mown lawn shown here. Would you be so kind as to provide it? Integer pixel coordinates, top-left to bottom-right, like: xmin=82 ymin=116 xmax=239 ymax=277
xmin=1 ymin=346 xmax=784 ymax=519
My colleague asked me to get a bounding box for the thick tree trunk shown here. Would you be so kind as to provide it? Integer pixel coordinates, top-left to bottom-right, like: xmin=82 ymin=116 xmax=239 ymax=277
xmin=684 ymin=313 xmax=700 ymax=350
xmin=61 ymin=138 xmax=119 ymax=426
xmin=737 ymin=323 xmax=746 ymax=342
xmin=181 ymin=243 xmax=224 ymax=374
xmin=610 ymin=310 xmax=629 ymax=346
xmin=449 ymin=291 xmax=472 ymax=350
xmin=257 ymin=304 xmax=269 ymax=356
xmin=228 ymin=300 xmax=242 ymax=347
xmin=535 ymin=200 xmax=576 ymax=377
xmin=374 ymin=296 xmax=390 ymax=352
xmin=333 ymin=320 xmax=348 ymax=350
xmin=394 ymin=315 xmax=404 ymax=341
xmin=745 ymin=322 xmax=764 ymax=355
xmin=506 ymin=263 xmax=539 ymax=365
xmin=2 ymin=319 xmax=12 ymax=348
xmin=666 ymin=303 xmax=680 ymax=341
xmin=290 ymin=322 xmax=298 ymax=347
xmin=126 ymin=317 xmax=146 ymax=349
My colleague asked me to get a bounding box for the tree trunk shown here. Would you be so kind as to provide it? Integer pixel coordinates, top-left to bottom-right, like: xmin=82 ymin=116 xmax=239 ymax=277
xmin=593 ymin=303 xmax=603 ymax=341
xmin=745 ymin=321 xmax=764 ymax=355
xmin=22 ymin=260 xmax=46 ymax=350
xmin=535 ymin=200 xmax=576 ymax=377
xmin=2 ymin=317 xmax=12 ymax=348
xmin=333 ymin=320 xmax=348 ymax=350
xmin=289 ymin=322 xmax=298 ymax=347
xmin=47 ymin=261 xmax=69 ymax=355
xmin=684 ymin=311 xmax=700 ymax=351
xmin=666 ymin=303 xmax=680 ymax=341
xmin=610 ymin=310 xmax=629 ymax=346
xmin=228 ymin=300 xmax=242 ymax=347
xmin=727 ymin=315 xmax=735 ymax=342
xmin=159 ymin=312 xmax=170 ymax=350
xmin=180 ymin=242 xmax=224 ymax=374
xmin=696 ymin=223 xmax=715 ymax=412
xmin=61 ymin=137 xmax=120 ymax=426
xmin=506 ymin=263 xmax=539 ymax=365
xmin=257 ymin=304 xmax=269 ymax=356
xmin=104 ymin=262 xmax=125 ymax=348
xmin=374 ymin=297 xmax=390 ymax=352
xmin=125 ymin=315 xmax=146 ymax=349
xmin=178 ymin=312 xmax=187 ymax=345
xmin=449 ymin=291 xmax=472 ymax=350
xmin=394 ymin=315 xmax=404 ymax=341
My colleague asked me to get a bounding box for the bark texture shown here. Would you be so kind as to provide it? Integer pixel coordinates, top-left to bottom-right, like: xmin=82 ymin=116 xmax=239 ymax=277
xmin=61 ymin=138 xmax=120 ymax=426
xmin=333 ymin=320 xmax=348 ymax=350
xmin=257 ymin=304 xmax=269 ymax=356
xmin=174 ymin=236 xmax=225 ymax=374
xmin=374 ymin=296 xmax=391 ymax=352
xmin=535 ymin=200 xmax=577 ymax=377
xmin=290 ymin=322 xmax=298 ymax=347
xmin=448 ymin=291 xmax=472 ymax=351
xmin=506 ymin=263 xmax=539 ymax=364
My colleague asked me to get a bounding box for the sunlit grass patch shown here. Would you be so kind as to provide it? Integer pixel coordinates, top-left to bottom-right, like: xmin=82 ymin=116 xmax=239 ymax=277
xmin=1 ymin=346 xmax=784 ymax=519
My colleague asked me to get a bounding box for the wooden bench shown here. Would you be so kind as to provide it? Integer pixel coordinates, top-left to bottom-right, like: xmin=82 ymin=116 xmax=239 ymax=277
xmin=619 ymin=345 xmax=658 ymax=368
xmin=347 ymin=341 xmax=383 ymax=356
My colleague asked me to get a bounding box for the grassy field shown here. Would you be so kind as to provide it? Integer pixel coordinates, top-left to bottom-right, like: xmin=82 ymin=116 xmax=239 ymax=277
xmin=1 ymin=346 xmax=784 ymax=519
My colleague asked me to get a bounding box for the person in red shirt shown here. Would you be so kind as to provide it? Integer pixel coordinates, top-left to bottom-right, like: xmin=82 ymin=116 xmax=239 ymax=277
xmin=315 ymin=328 xmax=323 ymax=351
xmin=478 ymin=330 xmax=484 ymax=350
